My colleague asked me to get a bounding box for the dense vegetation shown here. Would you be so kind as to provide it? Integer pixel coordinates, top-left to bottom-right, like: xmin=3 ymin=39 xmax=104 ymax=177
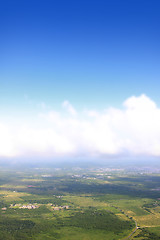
xmin=0 ymin=166 xmax=160 ymax=239
xmin=64 ymin=209 xmax=134 ymax=232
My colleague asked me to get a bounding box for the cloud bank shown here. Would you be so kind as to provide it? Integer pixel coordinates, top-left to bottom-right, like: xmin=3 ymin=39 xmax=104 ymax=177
xmin=0 ymin=94 xmax=160 ymax=160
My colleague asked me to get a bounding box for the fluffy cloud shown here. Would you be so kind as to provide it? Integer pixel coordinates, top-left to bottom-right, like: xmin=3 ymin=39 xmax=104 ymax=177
xmin=0 ymin=94 xmax=160 ymax=159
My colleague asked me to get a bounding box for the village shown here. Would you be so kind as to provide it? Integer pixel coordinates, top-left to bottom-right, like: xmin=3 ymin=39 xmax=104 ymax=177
xmin=6 ymin=203 xmax=70 ymax=211
xmin=9 ymin=203 xmax=39 ymax=209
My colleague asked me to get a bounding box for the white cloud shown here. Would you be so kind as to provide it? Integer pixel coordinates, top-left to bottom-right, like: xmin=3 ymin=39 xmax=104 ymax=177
xmin=0 ymin=94 xmax=160 ymax=159
xmin=62 ymin=100 xmax=77 ymax=116
xmin=0 ymin=123 xmax=17 ymax=157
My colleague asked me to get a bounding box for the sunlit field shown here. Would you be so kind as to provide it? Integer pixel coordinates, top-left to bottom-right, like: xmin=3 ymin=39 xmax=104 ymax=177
xmin=1 ymin=166 xmax=160 ymax=239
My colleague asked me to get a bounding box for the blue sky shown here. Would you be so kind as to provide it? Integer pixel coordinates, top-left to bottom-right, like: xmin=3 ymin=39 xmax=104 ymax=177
xmin=1 ymin=0 xmax=160 ymax=160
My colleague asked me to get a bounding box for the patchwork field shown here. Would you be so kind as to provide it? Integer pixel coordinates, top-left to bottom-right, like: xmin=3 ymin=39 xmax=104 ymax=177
xmin=0 ymin=166 xmax=160 ymax=239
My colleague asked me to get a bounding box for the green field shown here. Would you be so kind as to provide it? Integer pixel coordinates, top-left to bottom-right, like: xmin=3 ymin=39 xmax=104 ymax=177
xmin=1 ymin=167 xmax=160 ymax=239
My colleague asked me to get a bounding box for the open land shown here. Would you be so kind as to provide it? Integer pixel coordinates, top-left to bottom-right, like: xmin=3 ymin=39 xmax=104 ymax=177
xmin=1 ymin=165 xmax=160 ymax=239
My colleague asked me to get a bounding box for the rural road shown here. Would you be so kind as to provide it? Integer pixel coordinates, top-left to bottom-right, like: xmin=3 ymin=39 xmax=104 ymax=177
xmin=123 ymin=218 xmax=138 ymax=240
xmin=109 ymin=204 xmax=138 ymax=240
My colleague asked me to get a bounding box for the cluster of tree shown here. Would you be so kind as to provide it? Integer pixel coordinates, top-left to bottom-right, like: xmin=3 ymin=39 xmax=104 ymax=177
xmin=134 ymin=228 xmax=160 ymax=240
xmin=0 ymin=218 xmax=35 ymax=240
xmin=59 ymin=180 xmax=160 ymax=199
xmin=57 ymin=208 xmax=134 ymax=234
